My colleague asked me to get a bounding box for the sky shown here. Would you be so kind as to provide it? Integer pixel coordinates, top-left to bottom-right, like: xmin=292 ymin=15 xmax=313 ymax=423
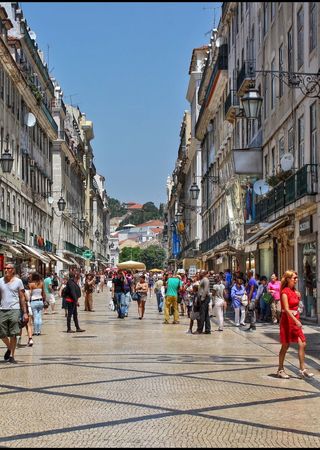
xmin=21 ymin=2 xmax=221 ymax=207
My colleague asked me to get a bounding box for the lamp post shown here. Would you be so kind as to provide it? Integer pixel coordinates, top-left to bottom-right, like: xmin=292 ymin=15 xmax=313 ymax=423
xmin=0 ymin=134 xmax=14 ymax=173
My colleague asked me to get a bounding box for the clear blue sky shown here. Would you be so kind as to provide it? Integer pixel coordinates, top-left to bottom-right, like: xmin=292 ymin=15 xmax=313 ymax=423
xmin=21 ymin=2 xmax=221 ymax=206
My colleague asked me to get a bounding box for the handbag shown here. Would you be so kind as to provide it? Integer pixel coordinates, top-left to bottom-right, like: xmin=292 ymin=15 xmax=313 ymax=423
xmin=240 ymin=293 xmax=248 ymax=307
xmin=262 ymin=292 xmax=273 ymax=304
xmin=132 ymin=292 xmax=141 ymax=301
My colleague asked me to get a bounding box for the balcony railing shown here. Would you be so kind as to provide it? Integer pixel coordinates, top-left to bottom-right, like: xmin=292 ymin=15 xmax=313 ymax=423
xmin=204 ymin=44 xmax=228 ymax=104
xmin=58 ymin=131 xmax=70 ymax=146
xmin=200 ymin=223 xmax=230 ymax=253
xmin=196 ymin=44 xmax=228 ymax=136
xmin=41 ymin=102 xmax=58 ymax=133
xmin=255 ymin=164 xmax=318 ymax=222
xmin=51 ymin=98 xmax=67 ymax=115
xmin=237 ymin=60 xmax=256 ymax=95
xmin=224 ymin=90 xmax=240 ymax=122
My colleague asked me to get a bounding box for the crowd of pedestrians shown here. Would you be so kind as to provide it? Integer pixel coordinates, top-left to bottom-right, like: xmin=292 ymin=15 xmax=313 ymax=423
xmin=0 ymin=262 xmax=315 ymax=379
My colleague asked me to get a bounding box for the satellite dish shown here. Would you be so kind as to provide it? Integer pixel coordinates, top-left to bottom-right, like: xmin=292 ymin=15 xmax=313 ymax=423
xmin=253 ymin=179 xmax=270 ymax=196
xmin=26 ymin=113 xmax=36 ymax=127
xmin=47 ymin=196 xmax=54 ymax=206
xmin=29 ymin=30 xmax=37 ymax=41
xmin=280 ymin=153 xmax=294 ymax=172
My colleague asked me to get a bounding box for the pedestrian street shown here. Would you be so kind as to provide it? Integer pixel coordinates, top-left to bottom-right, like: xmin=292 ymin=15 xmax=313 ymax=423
xmin=1 ymin=291 xmax=320 ymax=448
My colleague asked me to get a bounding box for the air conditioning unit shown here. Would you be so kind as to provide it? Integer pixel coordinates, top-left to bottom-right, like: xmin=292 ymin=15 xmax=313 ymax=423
xmin=12 ymin=224 xmax=20 ymax=233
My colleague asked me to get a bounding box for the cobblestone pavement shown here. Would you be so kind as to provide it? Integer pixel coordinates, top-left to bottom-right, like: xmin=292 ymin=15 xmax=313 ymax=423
xmin=0 ymin=291 xmax=320 ymax=448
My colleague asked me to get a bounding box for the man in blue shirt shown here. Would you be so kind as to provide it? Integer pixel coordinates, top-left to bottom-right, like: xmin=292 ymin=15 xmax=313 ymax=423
xmin=246 ymin=270 xmax=258 ymax=331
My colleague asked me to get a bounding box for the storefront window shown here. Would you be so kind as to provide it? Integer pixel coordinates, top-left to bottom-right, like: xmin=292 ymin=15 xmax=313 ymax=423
xmin=299 ymin=242 xmax=317 ymax=319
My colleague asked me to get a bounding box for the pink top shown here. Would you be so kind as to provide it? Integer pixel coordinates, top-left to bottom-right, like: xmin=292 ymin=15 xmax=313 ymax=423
xmin=267 ymin=280 xmax=281 ymax=301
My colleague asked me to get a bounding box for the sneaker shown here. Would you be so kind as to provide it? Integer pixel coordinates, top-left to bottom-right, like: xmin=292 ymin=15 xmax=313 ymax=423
xmin=235 ymin=323 xmax=240 ymax=327
xmin=4 ymin=349 xmax=10 ymax=361
xmin=240 ymin=323 xmax=246 ymax=327
xmin=27 ymin=338 xmax=33 ymax=347
xmin=273 ymin=320 xmax=278 ymax=324
xmin=277 ymin=369 xmax=290 ymax=379
xmin=186 ymin=330 xmax=193 ymax=335
xmin=299 ymin=369 xmax=314 ymax=379
xmin=8 ymin=356 xmax=17 ymax=364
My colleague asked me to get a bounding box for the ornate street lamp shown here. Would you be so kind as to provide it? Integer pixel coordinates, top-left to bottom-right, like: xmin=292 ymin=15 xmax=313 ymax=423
xmin=190 ymin=181 xmax=201 ymax=201
xmin=80 ymin=217 xmax=87 ymax=229
xmin=0 ymin=134 xmax=14 ymax=173
xmin=241 ymin=87 xmax=263 ymax=119
xmin=57 ymin=196 xmax=66 ymax=212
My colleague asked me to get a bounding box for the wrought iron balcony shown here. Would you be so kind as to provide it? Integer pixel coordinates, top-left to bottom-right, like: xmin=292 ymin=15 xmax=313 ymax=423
xmin=237 ymin=60 xmax=256 ymax=96
xmin=200 ymin=223 xmax=230 ymax=253
xmin=255 ymin=164 xmax=318 ymax=222
xmin=224 ymin=90 xmax=240 ymax=122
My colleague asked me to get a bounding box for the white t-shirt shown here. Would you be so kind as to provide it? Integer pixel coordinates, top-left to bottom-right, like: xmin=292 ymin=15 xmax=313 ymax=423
xmin=212 ymin=283 xmax=225 ymax=304
xmin=0 ymin=277 xmax=24 ymax=310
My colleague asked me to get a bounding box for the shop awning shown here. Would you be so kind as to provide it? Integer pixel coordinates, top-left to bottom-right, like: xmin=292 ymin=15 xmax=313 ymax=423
xmin=53 ymin=254 xmax=73 ymax=266
xmin=20 ymin=244 xmax=51 ymax=264
xmin=64 ymin=254 xmax=80 ymax=268
xmin=244 ymin=216 xmax=289 ymax=252
xmin=45 ymin=252 xmax=58 ymax=262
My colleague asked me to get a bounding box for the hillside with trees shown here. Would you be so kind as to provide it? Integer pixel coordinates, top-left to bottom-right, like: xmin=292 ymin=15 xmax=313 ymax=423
xmin=114 ymin=201 xmax=165 ymax=229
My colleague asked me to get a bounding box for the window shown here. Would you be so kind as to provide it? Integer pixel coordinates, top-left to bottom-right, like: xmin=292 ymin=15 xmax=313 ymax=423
xmin=271 ymin=147 xmax=275 ymax=174
xmin=297 ymin=7 xmax=304 ymax=69
xmin=271 ymin=2 xmax=275 ymax=20
xmin=309 ymin=2 xmax=317 ymax=53
xmin=310 ymin=102 xmax=317 ymax=165
xmin=263 ymin=3 xmax=269 ymax=36
xmin=264 ymin=154 xmax=269 ymax=177
xmin=288 ymin=27 xmax=293 ymax=73
xmin=279 ymin=137 xmax=285 ymax=161
xmin=298 ymin=115 xmax=304 ymax=168
xmin=264 ymin=76 xmax=268 ymax=118
xmin=271 ymin=58 xmax=276 ymax=109
xmin=288 ymin=127 xmax=294 ymax=154
xmin=7 ymin=191 xmax=10 ymax=223
xmin=279 ymin=44 xmax=284 ymax=97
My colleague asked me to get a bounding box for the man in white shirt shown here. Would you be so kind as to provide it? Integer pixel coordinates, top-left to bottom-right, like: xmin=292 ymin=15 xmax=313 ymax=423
xmin=0 ymin=263 xmax=28 ymax=364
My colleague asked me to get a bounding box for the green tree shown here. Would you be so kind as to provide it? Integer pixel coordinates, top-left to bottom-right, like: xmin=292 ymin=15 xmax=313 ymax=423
xmin=108 ymin=198 xmax=127 ymax=218
xmin=119 ymin=247 xmax=142 ymax=263
xmin=140 ymin=245 xmax=166 ymax=270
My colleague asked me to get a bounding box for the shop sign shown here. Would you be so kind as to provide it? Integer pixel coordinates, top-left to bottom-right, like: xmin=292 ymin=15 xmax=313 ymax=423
xmin=299 ymin=217 xmax=312 ymax=236
xmin=0 ymin=254 xmax=4 ymax=271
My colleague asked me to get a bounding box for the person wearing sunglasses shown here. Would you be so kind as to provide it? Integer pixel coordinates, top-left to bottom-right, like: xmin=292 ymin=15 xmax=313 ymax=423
xmin=277 ymin=270 xmax=314 ymax=379
xmin=0 ymin=263 xmax=28 ymax=364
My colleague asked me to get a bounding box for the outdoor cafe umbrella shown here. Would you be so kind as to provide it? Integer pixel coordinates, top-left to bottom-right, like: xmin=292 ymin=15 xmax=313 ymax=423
xmin=117 ymin=260 xmax=146 ymax=270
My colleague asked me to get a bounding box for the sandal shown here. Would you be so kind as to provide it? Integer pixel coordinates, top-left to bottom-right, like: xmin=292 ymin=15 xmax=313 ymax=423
xmin=299 ymin=369 xmax=314 ymax=379
xmin=277 ymin=369 xmax=290 ymax=379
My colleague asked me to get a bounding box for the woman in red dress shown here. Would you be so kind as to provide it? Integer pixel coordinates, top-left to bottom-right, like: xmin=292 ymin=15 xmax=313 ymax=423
xmin=277 ymin=270 xmax=314 ymax=379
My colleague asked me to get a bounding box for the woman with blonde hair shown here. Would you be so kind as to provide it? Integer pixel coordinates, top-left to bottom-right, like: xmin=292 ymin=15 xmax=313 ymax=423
xmin=277 ymin=270 xmax=314 ymax=379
